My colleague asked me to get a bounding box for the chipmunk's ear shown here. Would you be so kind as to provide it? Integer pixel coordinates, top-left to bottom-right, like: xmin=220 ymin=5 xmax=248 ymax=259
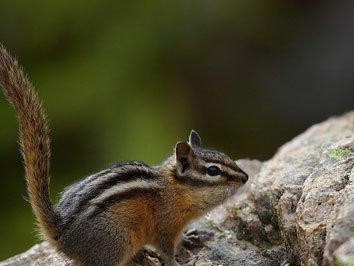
xmin=188 ymin=130 xmax=202 ymax=147
xmin=175 ymin=141 xmax=195 ymax=173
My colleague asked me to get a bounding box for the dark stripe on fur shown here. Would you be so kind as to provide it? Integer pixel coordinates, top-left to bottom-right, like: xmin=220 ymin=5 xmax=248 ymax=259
xmin=195 ymin=148 xmax=239 ymax=172
xmin=202 ymin=158 xmax=241 ymax=173
xmin=59 ymin=169 xmax=112 ymax=210
xmin=60 ymin=164 xmax=158 ymax=227
xmin=202 ymin=166 xmax=243 ymax=180
xmin=173 ymin=169 xmax=221 ymax=187
xmin=174 ymin=167 xmax=242 ymax=187
xmin=60 ymin=162 xmax=149 ymax=210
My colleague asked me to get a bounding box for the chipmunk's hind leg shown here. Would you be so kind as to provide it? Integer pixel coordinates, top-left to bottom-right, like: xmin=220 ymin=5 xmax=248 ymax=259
xmin=59 ymin=216 xmax=130 ymax=266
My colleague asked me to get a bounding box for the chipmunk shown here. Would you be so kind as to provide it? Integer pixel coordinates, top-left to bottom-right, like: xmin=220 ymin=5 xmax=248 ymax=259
xmin=0 ymin=43 xmax=248 ymax=266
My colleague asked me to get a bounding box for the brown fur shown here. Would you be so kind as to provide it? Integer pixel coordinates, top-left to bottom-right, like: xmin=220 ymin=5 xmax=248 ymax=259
xmin=109 ymin=196 xmax=157 ymax=255
xmin=0 ymin=44 xmax=59 ymax=243
xmin=101 ymin=171 xmax=230 ymax=264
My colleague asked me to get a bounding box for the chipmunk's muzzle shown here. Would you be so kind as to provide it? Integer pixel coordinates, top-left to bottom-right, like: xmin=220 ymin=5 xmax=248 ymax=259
xmin=241 ymin=172 xmax=248 ymax=184
xmin=236 ymin=167 xmax=248 ymax=184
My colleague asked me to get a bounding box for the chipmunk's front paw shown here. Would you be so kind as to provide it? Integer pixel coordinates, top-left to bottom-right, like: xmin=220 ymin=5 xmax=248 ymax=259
xmin=182 ymin=229 xmax=203 ymax=248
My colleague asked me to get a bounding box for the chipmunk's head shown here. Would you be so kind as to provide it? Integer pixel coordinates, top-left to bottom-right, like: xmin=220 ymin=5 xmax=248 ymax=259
xmin=172 ymin=130 xmax=248 ymax=211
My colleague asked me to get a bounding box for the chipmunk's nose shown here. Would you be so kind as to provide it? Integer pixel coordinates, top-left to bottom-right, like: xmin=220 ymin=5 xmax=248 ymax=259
xmin=237 ymin=168 xmax=248 ymax=184
xmin=241 ymin=172 xmax=249 ymax=184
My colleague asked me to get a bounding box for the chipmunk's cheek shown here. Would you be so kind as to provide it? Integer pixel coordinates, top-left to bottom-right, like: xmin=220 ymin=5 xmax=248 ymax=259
xmin=228 ymin=182 xmax=242 ymax=194
xmin=222 ymin=188 xmax=230 ymax=199
xmin=221 ymin=186 xmax=233 ymax=199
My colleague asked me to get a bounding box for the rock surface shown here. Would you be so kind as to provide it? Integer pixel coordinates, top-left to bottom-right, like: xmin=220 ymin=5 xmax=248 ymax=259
xmin=1 ymin=112 xmax=354 ymax=266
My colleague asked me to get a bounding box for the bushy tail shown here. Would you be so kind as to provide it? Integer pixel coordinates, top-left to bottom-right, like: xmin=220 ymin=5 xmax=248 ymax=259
xmin=0 ymin=44 xmax=59 ymax=242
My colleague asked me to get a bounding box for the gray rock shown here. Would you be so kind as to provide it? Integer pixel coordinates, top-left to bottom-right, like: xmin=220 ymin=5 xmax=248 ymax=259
xmin=248 ymin=112 xmax=354 ymax=265
xmin=2 ymin=112 xmax=354 ymax=265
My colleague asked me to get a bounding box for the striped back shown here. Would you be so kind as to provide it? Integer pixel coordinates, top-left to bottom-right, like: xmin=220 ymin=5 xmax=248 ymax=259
xmin=57 ymin=161 xmax=162 ymax=227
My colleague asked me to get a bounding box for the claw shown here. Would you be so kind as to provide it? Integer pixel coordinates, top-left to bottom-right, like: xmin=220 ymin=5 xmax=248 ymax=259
xmin=185 ymin=228 xmax=199 ymax=237
xmin=182 ymin=229 xmax=203 ymax=248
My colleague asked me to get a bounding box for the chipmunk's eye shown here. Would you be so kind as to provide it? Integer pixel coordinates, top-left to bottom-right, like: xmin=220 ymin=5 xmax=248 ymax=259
xmin=206 ymin=165 xmax=221 ymax=176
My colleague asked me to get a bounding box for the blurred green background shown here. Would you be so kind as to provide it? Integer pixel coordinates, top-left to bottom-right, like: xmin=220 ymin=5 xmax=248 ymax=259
xmin=1 ymin=0 xmax=354 ymax=260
